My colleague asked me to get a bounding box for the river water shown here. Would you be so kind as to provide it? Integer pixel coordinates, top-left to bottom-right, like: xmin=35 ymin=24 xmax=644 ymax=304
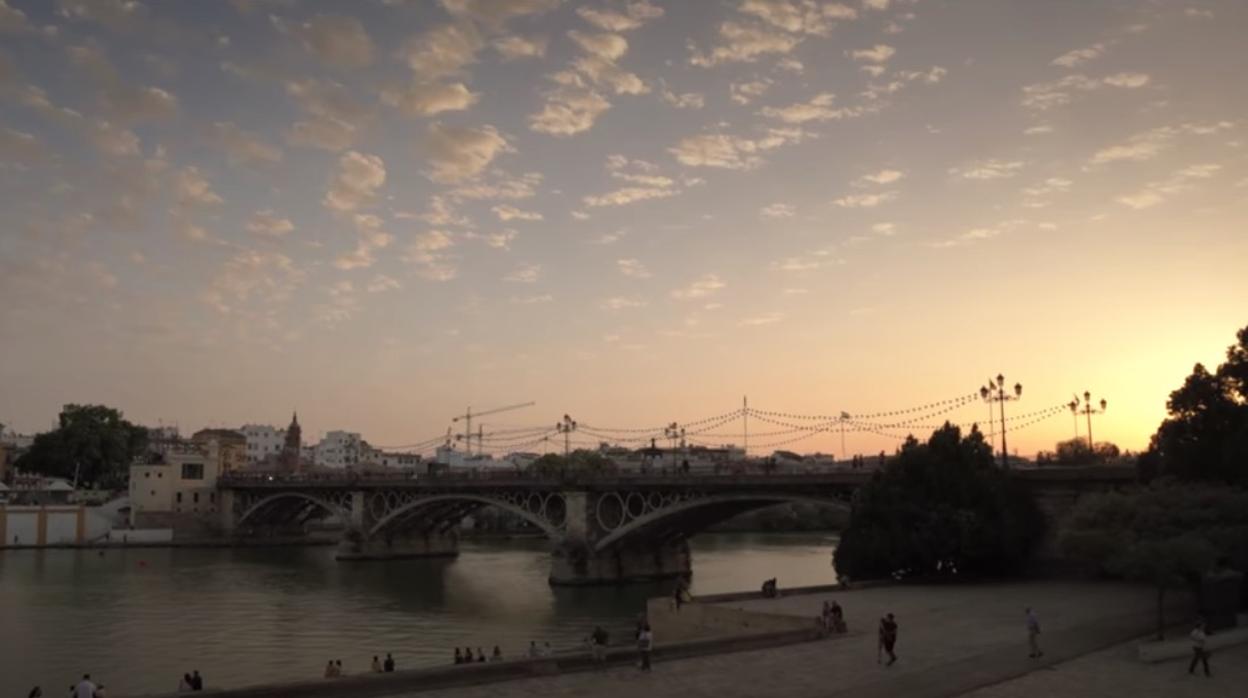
xmin=0 ymin=533 xmax=837 ymax=695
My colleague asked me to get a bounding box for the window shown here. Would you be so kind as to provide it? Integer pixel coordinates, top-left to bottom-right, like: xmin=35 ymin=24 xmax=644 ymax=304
xmin=193 ymin=492 xmax=199 ymax=503
xmin=144 ymin=472 xmax=150 ymax=479
xmin=209 ymin=492 xmax=216 ymax=503
xmin=157 ymin=472 xmax=162 ymax=478
xmin=181 ymin=462 xmax=204 ymax=480
xmin=176 ymin=492 xmax=182 ymax=503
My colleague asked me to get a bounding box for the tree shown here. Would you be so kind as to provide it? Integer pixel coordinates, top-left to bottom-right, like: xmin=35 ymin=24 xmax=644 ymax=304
xmin=14 ymin=404 xmax=148 ymax=489
xmin=833 ymin=423 xmax=1045 ymax=581
xmin=527 ymin=449 xmax=615 ymax=477
xmin=1060 ymin=482 xmax=1248 ymax=638
xmin=1037 ymin=439 xmax=1121 ymax=465
xmin=1141 ymin=325 xmax=1248 ymax=486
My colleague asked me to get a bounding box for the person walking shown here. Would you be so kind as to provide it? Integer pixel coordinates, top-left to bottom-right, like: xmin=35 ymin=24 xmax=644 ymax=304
xmin=491 ymin=646 xmax=503 ymax=661
xmin=371 ymin=655 xmax=382 ymax=673
xmin=324 ymin=660 xmax=337 ymax=679
xmin=880 ymin=613 xmax=898 ymax=666
xmin=476 ymin=647 xmax=486 ymax=663
xmin=637 ymin=624 xmax=653 ymax=671
xmin=454 ymin=648 xmax=463 ymax=665
xmin=178 ymin=674 xmax=192 ymax=692
xmin=383 ymin=653 xmax=395 ymax=672
xmin=1026 ymin=608 xmax=1043 ymax=658
xmin=190 ymin=671 xmax=203 ymax=691
xmin=528 ymin=641 xmax=540 ymax=659
xmin=1188 ymin=621 xmax=1211 ymax=677
xmin=74 ymin=675 xmax=96 ymax=698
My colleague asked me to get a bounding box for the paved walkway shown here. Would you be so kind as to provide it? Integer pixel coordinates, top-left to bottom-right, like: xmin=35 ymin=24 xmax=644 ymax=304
xmin=385 ymin=581 xmax=1191 ymax=698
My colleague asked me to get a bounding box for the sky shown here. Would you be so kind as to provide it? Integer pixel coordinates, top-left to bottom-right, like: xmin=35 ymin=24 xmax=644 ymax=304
xmin=0 ymin=0 xmax=1245 ymax=457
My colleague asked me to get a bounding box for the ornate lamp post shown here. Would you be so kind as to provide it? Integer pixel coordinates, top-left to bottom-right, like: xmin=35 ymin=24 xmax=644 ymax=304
xmin=555 ymin=414 xmax=577 ymax=459
xmin=664 ymin=422 xmax=685 ymax=468
xmin=980 ymin=374 xmax=1022 ymax=468
xmin=1068 ymin=397 xmax=1081 ymax=441
xmin=1076 ymin=392 xmax=1107 ymax=452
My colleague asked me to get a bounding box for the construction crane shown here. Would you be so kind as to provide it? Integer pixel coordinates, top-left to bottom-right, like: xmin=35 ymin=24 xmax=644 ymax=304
xmin=452 ymin=401 xmax=536 ymax=456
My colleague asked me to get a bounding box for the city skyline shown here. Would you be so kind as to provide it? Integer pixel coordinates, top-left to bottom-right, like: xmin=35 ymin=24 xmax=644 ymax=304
xmin=2 ymin=0 xmax=1246 ymax=456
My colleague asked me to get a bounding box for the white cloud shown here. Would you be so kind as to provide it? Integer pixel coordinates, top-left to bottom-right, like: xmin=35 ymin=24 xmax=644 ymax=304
xmin=833 ymin=191 xmax=897 ymax=207
xmin=856 ymin=168 xmax=904 ymax=185
xmin=1024 ymin=124 xmax=1054 ymax=135
xmin=566 ymin=31 xmax=648 ymax=95
xmin=671 ymin=273 xmax=726 ymax=300
xmin=202 ymin=249 xmax=305 ymax=315
xmin=776 ymin=57 xmax=804 ymax=73
xmin=584 ymin=186 xmax=677 ymax=207
xmin=403 ymin=229 xmax=457 ymax=280
xmin=529 ymin=80 xmax=612 ymax=136
xmin=1051 ymin=44 xmax=1105 ymax=68
xmin=949 ymin=159 xmax=1025 ymax=180
xmin=739 ymin=0 xmax=857 ymax=35
xmin=284 ymin=78 xmax=371 ymax=151
xmin=850 ymin=44 xmax=895 ymax=63
xmin=668 ymin=129 xmax=807 ymax=169
xmin=731 ymin=79 xmax=773 ymax=105
xmin=246 ymin=209 xmax=294 ymax=237
xmin=601 ymin=296 xmax=646 ymax=310
xmin=174 ymin=166 xmax=222 ymax=206
xmin=1115 ymin=191 xmax=1165 ymax=210
xmin=872 ymin=222 xmax=896 ymax=236
xmin=770 ymin=256 xmax=822 ymax=271
xmin=760 ymin=202 xmax=796 ymax=218
xmin=510 ymin=294 xmax=554 ymax=305
xmin=568 ymin=30 xmax=629 ymax=61
xmin=1102 ymin=72 xmax=1150 ymax=88
xmin=465 ymin=229 xmax=518 ymax=249
xmin=440 ymin=0 xmax=562 ymax=29
xmin=286 ymin=14 xmax=374 ymax=68
xmin=399 ymin=22 xmax=483 ymax=79
xmin=739 ymin=312 xmax=783 ymax=327
xmin=1116 ymin=163 xmax=1221 ymax=209
xmin=0 ymin=0 xmax=30 ymax=33
xmin=761 ymin=92 xmax=866 ymax=123
xmin=690 ymin=21 xmax=803 ymax=67
xmin=213 ymin=121 xmax=282 ymax=166
xmin=661 ymin=87 xmax=705 ymax=109
xmin=577 ymin=1 xmax=664 ymax=32
xmin=1184 ymin=8 xmax=1214 ymax=20
xmin=492 ymin=204 xmax=543 ymax=221
xmin=381 ymin=82 xmax=479 ymax=116
xmin=334 ymin=213 xmax=395 ymax=270
xmin=367 ymin=274 xmax=402 ymax=293
xmin=862 ymin=0 xmax=890 ymax=10
xmin=617 ymin=258 xmax=652 ymax=278
xmin=1087 ymin=122 xmax=1233 ymax=166
xmin=423 ymin=123 xmax=510 ymax=183
xmin=324 ymin=150 xmax=386 ymax=212
xmin=492 ymin=35 xmax=547 ymax=60
xmin=450 ymin=171 xmax=543 ymax=200
xmin=504 ymin=262 xmax=541 ymax=283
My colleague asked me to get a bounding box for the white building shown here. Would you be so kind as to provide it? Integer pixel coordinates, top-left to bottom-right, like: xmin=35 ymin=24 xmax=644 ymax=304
xmin=240 ymin=424 xmax=287 ymax=464
xmin=129 ymin=439 xmax=224 ymax=523
xmin=313 ymin=430 xmax=366 ymax=469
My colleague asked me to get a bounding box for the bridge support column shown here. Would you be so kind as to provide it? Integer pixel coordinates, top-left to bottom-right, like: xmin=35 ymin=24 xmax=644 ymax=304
xmin=549 ymin=539 xmax=691 ymax=586
xmin=218 ymin=489 xmax=236 ymax=535
xmin=336 ymin=529 xmax=460 ymax=561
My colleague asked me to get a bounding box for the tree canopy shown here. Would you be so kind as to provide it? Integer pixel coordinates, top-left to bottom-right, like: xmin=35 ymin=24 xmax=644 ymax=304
xmin=1036 ymin=438 xmax=1121 ymax=466
xmin=1139 ymin=325 xmax=1248 ymax=486
xmin=14 ymin=404 xmax=148 ymax=489
xmin=527 ymin=449 xmax=616 ymax=476
xmin=1060 ymin=482 xmax=1248 ymax=637
xmin=833 ymin=423 xmax=1045 ymax=581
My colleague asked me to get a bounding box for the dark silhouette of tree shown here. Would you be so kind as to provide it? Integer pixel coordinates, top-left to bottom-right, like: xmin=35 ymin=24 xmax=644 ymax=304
xmin=1060 ymin=482 xmax=1248 ymax=639
xmin=14 ymin=404 xmax=148 ymax=489
xmin=528 ymin=449 xmax=615 ymax=476
xmin=1140 ymin=325 xmax=1248 ymax=486
xmin=1036 ymin=439 xmax=1121 ymax=465
xmin=833 ymin=423 xmax=1044 ymax=581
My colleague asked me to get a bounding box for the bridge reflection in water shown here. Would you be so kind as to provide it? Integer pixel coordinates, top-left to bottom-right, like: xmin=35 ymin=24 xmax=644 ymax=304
xmin=218 ymin=467 xmax=1133 ymax=585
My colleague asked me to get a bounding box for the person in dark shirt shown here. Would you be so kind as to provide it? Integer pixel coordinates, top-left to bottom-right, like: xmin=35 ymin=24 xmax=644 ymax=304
xmin=383 ymin=653 xmax=395 ymax=672
xmin=880 ymin=614 xmax=898 ymax=666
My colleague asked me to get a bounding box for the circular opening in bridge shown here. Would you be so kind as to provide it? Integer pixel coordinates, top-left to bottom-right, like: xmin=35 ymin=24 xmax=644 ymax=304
xmin=369 ymin=493 xmax=388 ymax=519
xmin=595 ymin=493 xmax=625 ymax=531
xmin=625 ymin=493 xmax=647 ymax=520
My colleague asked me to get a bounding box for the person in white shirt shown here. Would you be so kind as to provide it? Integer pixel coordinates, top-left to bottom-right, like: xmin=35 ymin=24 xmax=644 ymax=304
xmin=1188 ymin=621 xmax=1211 ymax=677
xmin=1025 ymin=608 xmax=1043 ymax=658
xmin=637 ymin=625 xmax=653 ymax=671
xmin=74 ymin=675 xmax=96 ymax=698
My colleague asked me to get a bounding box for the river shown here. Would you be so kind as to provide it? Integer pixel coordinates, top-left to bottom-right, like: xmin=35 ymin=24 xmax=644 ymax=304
xmin=0 ymin=533 xmax=837 ymax=695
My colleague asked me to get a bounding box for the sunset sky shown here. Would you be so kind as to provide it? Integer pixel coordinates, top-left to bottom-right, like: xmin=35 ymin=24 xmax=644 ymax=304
xmin=1 ymin=0 xmax=1245 ymax=457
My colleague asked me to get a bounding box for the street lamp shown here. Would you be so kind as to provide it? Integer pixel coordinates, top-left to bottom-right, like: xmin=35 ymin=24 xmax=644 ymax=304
xmin=1068 ymin=396 xmax=1081 ymax=441
xmin=555 ymin=414 xmax=577 ymax=459
xmin=1076 ymin=392 xmax=1108 ymax=452
xmin=664 ymin=422 xmax=685 ymax=468
xmin=980 ymin=374 xmax=1022 ymax=468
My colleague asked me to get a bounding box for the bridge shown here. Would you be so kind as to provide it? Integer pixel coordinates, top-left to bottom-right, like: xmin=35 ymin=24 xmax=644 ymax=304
xmin=216 ymin=467 xmax=1134 ymax=585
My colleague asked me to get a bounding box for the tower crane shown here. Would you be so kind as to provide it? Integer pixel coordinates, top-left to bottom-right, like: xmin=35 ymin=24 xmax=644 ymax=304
xmin=452 ymin=401 xmax=536 ymax=456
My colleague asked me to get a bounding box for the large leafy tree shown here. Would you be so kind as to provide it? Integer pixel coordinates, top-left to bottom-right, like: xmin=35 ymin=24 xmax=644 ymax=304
xmin=14 ymin=404 xmax=148 ymax=489
xmin=527 ymin=449 xmax=615 ymax=476
xmin=1060 ymin=482 xmax=1248 ymax=638
xmin=1140 ymin=325 xmax=1248 ymax=486
xmin=833 ymin=423 xmax=1045 ymax=581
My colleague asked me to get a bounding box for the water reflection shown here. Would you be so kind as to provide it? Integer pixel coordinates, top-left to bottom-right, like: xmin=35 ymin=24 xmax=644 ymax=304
xmin=0 ymin=533 xmax=836 ymax=695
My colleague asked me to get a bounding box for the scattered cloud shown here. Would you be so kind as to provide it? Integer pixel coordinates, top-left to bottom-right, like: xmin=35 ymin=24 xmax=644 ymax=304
xmin=510 ymin=294 xmax=554 ymax=304
xmin=671 ymin=273 xmax=726 ymax=300
xmin=761 ymin=92 xmax=867 ymax=123
xmin=760 ymin=202 xmax=796 ymax=218
xmin=403 ymin=229 xmax=457 ymax=281
xmin=1021 ymin=72 xmax=1152 ymax=110
xmin=398 ymin=22 xmax=483 ymax=80
xmin=504 ymin=262 xmax=541 ymax=283
xmin=1051 ymin=44 xmax=1105 ymax=68
xmin=324 ymin=150 xmax=386 ymax=212
xmin=872 ymin=222 xmax=896 ymax=236
xmin=1087 ymin=122 xmax=1234 ymax=166
xmin=282 ymin=14 xmax=374 ymax=69
xmin=949 ymin=159 xmax=1025 ymax=180
xmin=690 ymin=21 xmax=803 ymax=67
xmin=739 ymin=312 xmax=783 ymax=327
xmin=850 ymin=44 xmax=895 ymax=64
xmin=1116 ymin=163 xmax=1221 ymax=209
xmin=617 ymin=258 xmax=652 ymax=278
xmin=668 ymin=128 xmax=809 ymax=169
xmin=246 ymin=210 xmax=294 ymax=237
xmin=492 ymin=34 xmax=548 ymax=60
xmin=173 ymin=166 xmax=222 ymax=206
xmin=381 ymin=81 xmax=479 ymax=116
xmin=1102 ymin=72 xmax=1150 ymax=88
xmin=423 ymin=123 xmax=510 ymax=183
xmin=833 ymin=191 xmax=898 ymax=207
xmin=731 ymin=79 xmax=773 ymax=105
xmin=492 ymin=204 xmax=543 ymax=221
xmin=661 ymin=86 xmax=705 ymax=109
xmin=600 ymin=295 xmax=646 ymax=310
xmin=576 ymin=0 xmax=664 ymax=32
xmin=366 ymin=274 xmax=401 ymax=293
xmin=213 ymin=121 xmax=282 ymax=167
xmin=856 ymin=169 xmax=904 ymax=185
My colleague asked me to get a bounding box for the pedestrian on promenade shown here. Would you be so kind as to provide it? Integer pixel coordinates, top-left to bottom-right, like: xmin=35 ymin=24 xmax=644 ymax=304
xmin=324 ymin=660 xmax=337 ymax=678
xmin=1188 ymin=620 xmax=1212 ymax=677
xmin=830 ymin=601 xmax=845 ymax=633
xmin=27 ymin=687 xmax=42 ymax=698
xmin=371 ymin=655 xmax=382 ymax=673
xmin=637 ymin=624 xmax=653 ymax=671
xmin=1026 ymin=608 xmax=1043 ymax=658
xmin=454 ymin=648 xmax=463 ymax=665
xmin=491 ymin=646 xmax=503 ymax=661
xmin=591 ymin=625 xmax=610 ymax=664
xmin=542 ymin=641 xmax=553 ymax=657
xmin=335 ymin=660 xmax=343 ymax=675
xmin=476 ymin=647 xmax=486 ymax=663
xmin=74 ymin=675 xmax=96 ymax=698
xmin=528 ymin=641 xmax=540 ymax=658
xmin=384 ymin=653 xmax=395 ymax=672
xmin=178 ymin=674 xmax=192 ymax=692
xmin=880 ymin=613 xmax=898 ymax=666
xmin=190 ymin=670 xmax=203 ymax=691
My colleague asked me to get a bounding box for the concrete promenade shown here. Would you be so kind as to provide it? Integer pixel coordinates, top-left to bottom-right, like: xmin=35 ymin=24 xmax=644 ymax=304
xmin=382 ymin=581 xmax=1216 ymax=698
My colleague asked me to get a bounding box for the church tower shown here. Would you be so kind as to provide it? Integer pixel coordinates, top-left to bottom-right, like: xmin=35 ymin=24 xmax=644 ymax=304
xmin=279 ymin=412 xmax=302 ymax=472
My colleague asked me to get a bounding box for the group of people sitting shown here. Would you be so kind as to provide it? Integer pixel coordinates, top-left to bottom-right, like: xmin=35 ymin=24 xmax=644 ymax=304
xmin=176 ymin=671 xmax=204 ymax=691
xmin=323 ymin=652 xmax=397 ymax=678
xmin=761 ymin=578 xmax=779 ymax=598
xmin=454 ymin=646 xmax=503 ymax=664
